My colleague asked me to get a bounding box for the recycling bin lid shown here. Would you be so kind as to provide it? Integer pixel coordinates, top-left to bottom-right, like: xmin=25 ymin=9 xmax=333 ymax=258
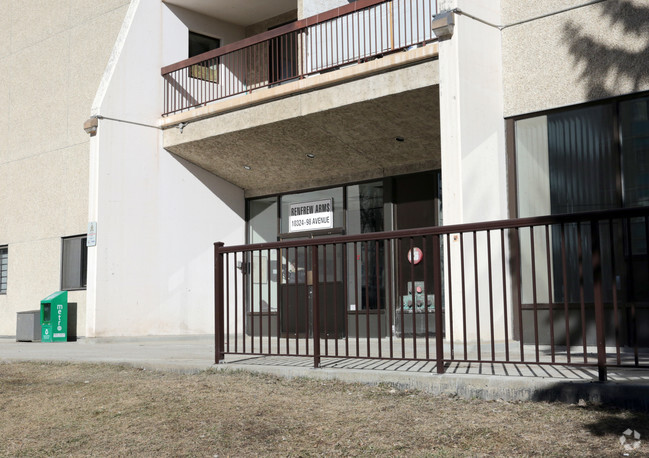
xmin=41 ymin=291 xmax=67 ymax=302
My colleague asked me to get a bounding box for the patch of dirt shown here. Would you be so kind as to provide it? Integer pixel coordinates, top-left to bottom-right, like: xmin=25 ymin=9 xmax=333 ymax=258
xmin=0 ymin=361 xmax=647 ymax=456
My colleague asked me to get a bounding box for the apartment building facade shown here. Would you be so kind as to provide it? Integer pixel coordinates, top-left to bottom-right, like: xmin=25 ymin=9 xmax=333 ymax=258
xmin=1 ymin=0 xmax=648 ymax=353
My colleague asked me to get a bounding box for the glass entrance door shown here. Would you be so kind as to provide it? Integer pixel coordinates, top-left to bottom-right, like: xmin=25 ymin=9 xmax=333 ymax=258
xmin=278 ymin=188 xmax=345 ymax=338
xmin=246 ymin=173 xmax=441 ymax=339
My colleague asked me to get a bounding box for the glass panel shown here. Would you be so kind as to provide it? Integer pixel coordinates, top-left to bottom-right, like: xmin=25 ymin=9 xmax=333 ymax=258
xmin=548 ymin=105 xmax=618 ymax=214
xmin=517 ymin=106 xmax=618 ymax=216
xmin=621 ymin=97 xmax=649 ymax=300
xmin=347 ymin=182 xmax=385 ymax=310
xmin=248 ymin=197 xmax=277 ymax=244
xmin=247 ymin=198 xmax=278 ymax=313
xmin=347 ymin=182 xmax=384 ymax=234
xmin=516 ymin=106 xmax=618 ymax=304
xmin=393 ymin=172 xmax=436 ymax=309
xmin=516 ymin=116 xmax=551 ymax=218
xmin=189 ymin=32 xmax=220 ymax=58
xmin=549 ymin=106 xmax=618 ymax=303
xmin=621 ymin=96 xmax=649 ymax=254
xmin=621 ymin=97 xmax=649 ymax=207
xmin=62 ymin=237 xmax=87 ymax=290
xmin=248 ymin=249 xmax=279 ymax=313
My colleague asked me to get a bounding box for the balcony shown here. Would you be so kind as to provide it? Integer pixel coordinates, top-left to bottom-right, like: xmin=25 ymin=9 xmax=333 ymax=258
xmin=161 ymin=0 xmax=440 ymax=197
xmin=162 ymin=0 xmax=438 ymax=116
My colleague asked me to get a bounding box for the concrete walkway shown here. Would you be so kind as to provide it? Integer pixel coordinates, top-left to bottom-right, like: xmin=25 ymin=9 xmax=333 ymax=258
xmin=2 ymin=335 xmax=649 ymax=412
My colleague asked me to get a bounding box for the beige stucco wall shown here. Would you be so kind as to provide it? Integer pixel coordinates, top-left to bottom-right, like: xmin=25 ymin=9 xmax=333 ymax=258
xmin=165 ymin=4 xmax=246 ymax=47
xmin=0 ymin=0 xmax=129 ymax=336
xmin=245 ymin=9 xmax=297 ymax=36
xmin=502 ymin=0 xmax=585 ymax=24
xmin=502 ymin=0 xmax=649 ymax=117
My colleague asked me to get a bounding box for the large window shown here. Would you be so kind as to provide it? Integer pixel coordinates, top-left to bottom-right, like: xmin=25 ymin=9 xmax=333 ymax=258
xmin=61 ymin=236 xmax=87 ymax=291
xmin=514 ymin=94 xmax=649 ymax=303
xmin=516 ymin=95 xmax=649 ymax=217
xmin=0 ymin=246 xmax=7 ymax=294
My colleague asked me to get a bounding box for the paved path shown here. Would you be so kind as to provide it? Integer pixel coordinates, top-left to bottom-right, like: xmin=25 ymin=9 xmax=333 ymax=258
xmin=2 ymin=335 xmax=649 ymax=411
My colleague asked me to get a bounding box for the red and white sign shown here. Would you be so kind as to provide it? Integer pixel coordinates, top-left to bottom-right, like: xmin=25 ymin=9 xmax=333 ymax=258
xmin=407 ymin=247 xmax=423 ymax=265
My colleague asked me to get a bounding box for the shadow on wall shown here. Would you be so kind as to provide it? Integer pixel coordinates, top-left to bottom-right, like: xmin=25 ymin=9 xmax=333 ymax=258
xmin=563 ymin=0 xmax=649 ymax=100
xmin=170 ymin=152 xmax=245 ymax=219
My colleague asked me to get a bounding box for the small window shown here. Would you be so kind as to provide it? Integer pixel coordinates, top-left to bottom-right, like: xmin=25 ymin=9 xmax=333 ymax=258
xmin=189 ymin=32 xmax=220 ymax=83
xmin=62 ymin=236 xmax=87 ymax=290
xmin=189 ymin=31 xmax=220 ymax=58
xmin=0 ymin=246 xmax=7 ymax=294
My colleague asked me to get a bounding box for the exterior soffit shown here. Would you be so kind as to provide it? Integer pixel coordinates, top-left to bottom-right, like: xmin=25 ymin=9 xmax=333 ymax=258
xmin=162 ymin=0 xmax=296 ymax=26
xmin=164 ymin=84 xmax=441 ymax=197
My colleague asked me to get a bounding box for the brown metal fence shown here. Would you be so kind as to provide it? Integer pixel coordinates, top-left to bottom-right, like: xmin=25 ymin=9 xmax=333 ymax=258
xmin=215 ymin=207 xmax=649 ymax=381
xmin=162 ymin=0 xmax=437 ymax=116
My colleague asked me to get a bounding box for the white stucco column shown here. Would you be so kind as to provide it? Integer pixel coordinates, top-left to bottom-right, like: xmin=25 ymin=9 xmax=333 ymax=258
xmin=437 ymin=1 xmax=509 ymax=343
xmin=86 ymin=0 xmax=245 ymax=337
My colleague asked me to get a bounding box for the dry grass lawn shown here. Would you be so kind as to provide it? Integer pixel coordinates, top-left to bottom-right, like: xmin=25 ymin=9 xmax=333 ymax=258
xmin=1 ymin=361 xmax=648 ymax=456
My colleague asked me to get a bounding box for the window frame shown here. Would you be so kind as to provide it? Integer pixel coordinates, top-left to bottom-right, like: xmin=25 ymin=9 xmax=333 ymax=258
xmin=61 ymin=235 xmax=88 ymax=291
xmin=0 ymin=245 xmax=7 ymax=295
xmin=188 ymin=31 xmax=221 ymax=83
xmin=507 ymin=89 xmax=649 ymax=219
xmin=188 ymin=31 xmax=221 ymax=59
xmin=508 ymin=91 xmax=649 ymax=306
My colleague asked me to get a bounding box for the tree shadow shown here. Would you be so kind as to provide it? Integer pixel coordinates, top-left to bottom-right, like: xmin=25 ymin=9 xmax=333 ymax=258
xmin=581 ymin=408 xmax=649 ymax=454
xmin=563 ymin=0 xmax=649 ymax=100
xmin=582 ymin=409 xmax=649 ymax=439
xmin=532 ymin=381 xmax=649 ymax=414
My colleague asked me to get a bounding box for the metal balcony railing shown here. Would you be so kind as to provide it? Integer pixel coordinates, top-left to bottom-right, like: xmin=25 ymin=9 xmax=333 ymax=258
xmin=162 ymin=0 xmax=438 ymax=116
xmin=215 ymin=207 xmax=649 ymax=381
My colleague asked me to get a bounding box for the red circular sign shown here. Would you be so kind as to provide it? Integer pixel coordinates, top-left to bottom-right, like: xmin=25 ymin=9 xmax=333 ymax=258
xmin=407 ymin=247 xmax=423 ymax=265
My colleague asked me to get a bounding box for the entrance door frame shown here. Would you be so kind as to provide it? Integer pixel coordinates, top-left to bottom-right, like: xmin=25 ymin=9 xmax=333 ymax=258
xmin=244 ymin=172 xmax=442 ymax=339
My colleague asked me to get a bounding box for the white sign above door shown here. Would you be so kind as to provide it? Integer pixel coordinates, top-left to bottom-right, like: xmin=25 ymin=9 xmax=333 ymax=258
xmin=288 ymin=199 xmax=333 ymax=233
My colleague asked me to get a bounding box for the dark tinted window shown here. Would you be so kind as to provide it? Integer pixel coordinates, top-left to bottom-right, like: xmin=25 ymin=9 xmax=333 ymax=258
xmin=189 ymin=32 xmax=220 ymax=58
xmin=62 ymin=236 xmax=87 ymax=290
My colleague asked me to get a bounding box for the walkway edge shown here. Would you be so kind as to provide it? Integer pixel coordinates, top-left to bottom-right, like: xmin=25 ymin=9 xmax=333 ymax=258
xmin=212 ymin=361 xmax=649 ymax=412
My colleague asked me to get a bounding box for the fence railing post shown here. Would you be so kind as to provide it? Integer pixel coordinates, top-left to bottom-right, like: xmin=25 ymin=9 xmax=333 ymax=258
xmin=433 ymin=234 xmax=445 ymax=374
xmin=590 ymin=221 xmax=607 ymax=382
xmin=312 ymin=245 xmax=321 ymax=368
xmin=214 ymin=242 xmax=225 ymax=364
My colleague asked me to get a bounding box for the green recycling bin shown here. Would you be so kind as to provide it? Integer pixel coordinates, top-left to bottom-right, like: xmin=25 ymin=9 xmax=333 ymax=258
xmin=41 ymin=291 xmax=68 ymax=342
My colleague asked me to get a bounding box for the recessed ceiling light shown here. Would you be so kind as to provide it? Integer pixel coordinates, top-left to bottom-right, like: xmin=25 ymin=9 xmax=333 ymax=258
xmin=395 ymin=136 xmax=405 ymax=142
xmin=306 ymin=154 xmax=315 ymax=158
xmin=243 ymin=165 xmax=251 ymax=170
